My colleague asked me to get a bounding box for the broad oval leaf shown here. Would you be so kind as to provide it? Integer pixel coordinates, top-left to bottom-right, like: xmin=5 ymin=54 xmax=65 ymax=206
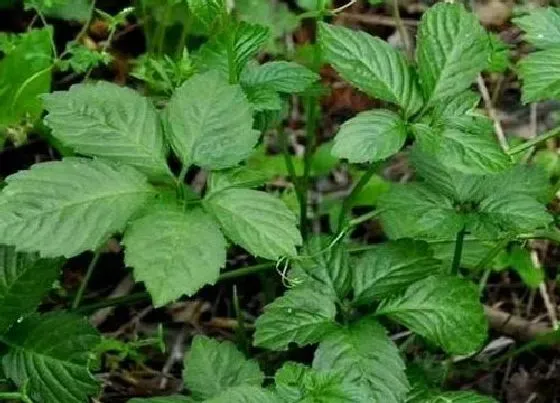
xmin=318 ymin=22 xmax=423 ymax=117
xmin=332 ymin=109 xmax=408 ymax=163
xmin=186 ymin=0 xmax=227 ymax=34
xmin=376 ymin=275 xmax=488 ymax=355
xmin=184 ymin=335 xmax=264 ymax=400
xmin=517 ymin=48 xmax=560 ymax=103
xmin=124 ymin=207 xmax=227 ymax=307
xmin=2 ymin=313 xmax=100 ymax=403
xmin=352 ymin=240 xmax=443 ymax=305
xmin=513 ymin=7 xmax=560 ymax=49
xmin=254 ymin=287 xmax=337 ymax=351
xmin=165 ymin=71 xmax=259 ymax=170
xmin=416 ymin=3 xmax=489 ymax=104
xmin=313 ymin=317 xmax=409 ymax=403
xmin=241 ymin=61 xmax=319 ymax=93
xmin=0 ymin=245 xmax=61 ymax=334
xmin=0 ymin=158 xmax=153 ymax=258
xmin=43 ymin=81 xmax=171 ymax=180
xmin=204 ymin=188 xmax=301 ymax=260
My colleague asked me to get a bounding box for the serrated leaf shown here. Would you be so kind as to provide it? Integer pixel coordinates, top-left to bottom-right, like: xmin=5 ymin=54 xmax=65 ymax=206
xmin=206 ymin=386 xmax=279 ymax=403
xmin=0 ymin=28 xmax=52 ymax=127
xmin=2 ymin=313 xmax=100 ymax=403
xmin=195 ymin=21 xmax=270 ymax=80
xmin=254 ymin=287 xmax=337 ymax=351
xmin=479 ymin=165 xmax=549 ymax=200
xmin=0 ymin=246 xmax=61 ymax=335
xmin=0 ymin=158 xmax=153 ymax=258
xmin=376 ymin=275 xmax=488 ymax=354
xmin=184 ymin=335 xmax=264 ymax=400
xmin=517 ymin=48 xmax=560 ymax=103
xmin=275 ymin=362 xmax=368 ymax=402
xmin=507 ymin=246 xmax=543 ymax=288
xmin=34 ymin=0 xmax=92 ymax=21
xmin=429 ymin=90 xmax=481 ymax=122
xmin=165 ymin=71 xmax=259 ymax=170
xmin=244 ymin=85 xmax=283 ymax=111
xmin=43 ymin=81 xmax=171 ymax=180
xmin=352 ymin=240 xmax=443 ymax=305
xmin=513 ymin=7 xmax=560 ymax=49
xmin=487 ymin=33 xmax=510 ymax=74
xmin=128 ymin=397 xmax=194 ymax=403
xmin=378 ymin=183 xmax=463 ymax=240
xmin=318 ymin=22 xmax=423 ymax=117
xmin=413 ymin=121 xmax=510 ymax=175
xmin=416 ymin=3 xmax=489 ymax=104
xmin=241 ymin=61 xmax=319 ymax=93
xmin=209 ymin=166 xmax=269 ymax=192
xmin=186 ymin=0 xmax=227 ymax=34
xmin=332 ymin=110 xmax=408 ymax=163
xmin=124 ymin=207 xmax=226 ymax=307
xmin=204 ymin=188 xmax=301 ymax=260
xmin=313 ymin=317 xmax=409 ymax=403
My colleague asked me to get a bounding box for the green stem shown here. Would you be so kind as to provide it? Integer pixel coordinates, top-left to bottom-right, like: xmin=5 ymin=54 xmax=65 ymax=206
xmin=450 ymin=227 xmax=466 ymax=275
xmin=219 ymin=263 xmax=275 ymax=280
xmin=336 ymin=163 xmax=378 ymax=234
xmin=508 ymin=126 xmax=560 ymax=155
xmin=300 ymin=96 xmax=318 ymax=240
xmin=278 ymin=126 xmax=304 ymax=214
xmin=75 ymin=292 xmax=150 ymax=313
xmin=0 ymin=392 xmax=32 ymax=403
xmin=347 ymin=209 xmax=384 ymax=227
xmin=155 ymin=2 xmax=173 ymax=55
xmin=72 ymin=250 xmax=102 ymax=310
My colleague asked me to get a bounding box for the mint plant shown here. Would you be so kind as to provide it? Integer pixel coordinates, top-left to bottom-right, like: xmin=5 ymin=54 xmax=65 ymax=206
xmin=0 ymin=1 xmax=557 ymax=402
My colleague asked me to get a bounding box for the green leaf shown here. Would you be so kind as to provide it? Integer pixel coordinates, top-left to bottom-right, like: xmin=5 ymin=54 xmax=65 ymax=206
xmin=254 ymin=287 xmax=337 ymax=351
xmin=0 ymin=246 xmax=61 ymax=335
xmin=186 ymin=0 xmax=227 ymax=34
xmin=204 ymin=188 xmax=301 ymax=260
xmin=184 ymin=335 xmax=264 ymax=400
xmin=209 ymin=166 xmax=269 ymax=192
xmin=0 ymin=158 xmax=153 ymax=258
xmin=352 ymin=240 xmax=443 ymax=305
xmin=429 ymin=90 xmax=481 ymax=122
xmin=33 ymin=0 xmax=92 ymax=21
xmin=376 ymin=275 xmax=488 ymax=355
xmin=378 ymin=183 xmax=463 ymax=240
xmin=124 ymin=207 xmax=226 ymax=307
xmin=275 ymin=362 xmax=368 ymax=402
xmin=318 ymin=22 xmax=423 ymax=117
xmin=332 ymin=110 xmax=407 ymax=163
xmin=517 ymin=48 xmax=560 ymax=103
xmin=313 ymin=317 xmax=409 ymax=403
xmin=409 ymin=390 xmax=498 ymax=403
xmin=487 ymin=33 xmax=510 ymax=74
xmin=0 ymin=28 xmax=52 ymax=127
xmin=416 ymin=3 xmax=489 ymax=104
xmin=165 ymin=71 xmax=259 ymax=170
xmin=2 ymin=313 xmax=100 ymax=403
xmin=413 ymin=121 xmax=510 ymax=175
xmin=513 ymin=7 xmax=560 ymax=49
xmin=205 ymin=386 xmax=279 ymax=403
xmin=243 ymin=85 xmax=283 ymax=111
xmin=241 ymin=61 xmax=319 ymax=93
xmin=195 ymin=21 xmax=270 ymax=80
xmin=507 ymin=246 xmax=544 ymax=288
xmin=479 ymin=165 xmax=549 ymax=200
xmin=43 ymin=81 xmax=171 ymax=180
xmin=128 ymin=397 xmax=194 ymax=403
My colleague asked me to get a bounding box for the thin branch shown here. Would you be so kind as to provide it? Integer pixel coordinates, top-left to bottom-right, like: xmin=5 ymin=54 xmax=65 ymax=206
xmin=477 ymin=74 xmax=509 ymax=152
xmin=339 ymin=12 xmax=418 ymax=27
xmin=508 ymin=126 xmax=560 ymax=155
xmin=531 ymin=250 xmax=559 ymax=330
xmin=72 ymin=250 xmax=102 ymax=310
xmin=392 ymin=0 xmax=413 ymax=59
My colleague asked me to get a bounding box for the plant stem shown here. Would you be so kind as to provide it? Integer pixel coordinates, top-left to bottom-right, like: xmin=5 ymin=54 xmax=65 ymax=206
xmin=300 ymin=96 xmax=318 ymax=240
xmin=336 ymin=163 xmax=378 ymax=234
xmin=75 ymin=291 xmax=150 ymax=313
xmin=155 ymin=2 xmax=173 ymax=55
xmin=450 ymin=227 xmax=466 ymax=275
xmin=0 ymin=392 xmax=32 ymax=403
xmin=72 ymin=250 xmax=102 ymax=310
xmin=508 ymin=126 xmax=560 ymax=155
xmin=278 ymin=126 xmax=304 ymax=217
xmin=219 ymin=263 xmax=275 ymax=280
xmin=392 ymin=0 xmax=412 ymax=59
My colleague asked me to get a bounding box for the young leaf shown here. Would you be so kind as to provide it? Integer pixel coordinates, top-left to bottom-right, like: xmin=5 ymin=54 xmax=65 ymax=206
xmin=186 ymin=0 xmax=227 ymax=34
xmin=165 ymin=71 xmax=259 ymax=170
xmin=208 ymin=166 xmax=269 ymax=192
xmin=332 ymin=110 xmax=407 ymax=163
xmin=0 ymin=246 xmax=61 ymax=334
xmin=43 ymin=81 xmax=171 ymax=180
xmin=123 ymin=208 xmax=227 ymax=307
xmin=413 ymin=121 xmax=510 ymax=175
xmin=184 ymin=335 xmax=264 ymax=400
xmin=2 ymin=313 xmax=100 ymax=403
xmin=241 ymin=61 xmax=319 ymax=93
xmin=204 ymin=188 xmax=301 ymax=260
xmin=0 ymin=28 xmax=52 ymax=127
xmin=253 ymin=287 xmax=337 ymax=351
xmin=205 ymin=386 xmax=279 ymax=403
xmin=487 ymin=34 xmax=510 ymax=74
xmin=513 ymin=7 xmax=560 ymax=49
xmin=376 ymin=275 xmax=488 ymax=355
xmin=275 ymin=362 xmax=369 ymax=402
xmin=517 ymin=48 xmax=560 ymax=103
xmin=507 ymin=246 xmax=544 ymax=288
xmin=0 ymin=158 xmax=153 ymax=258
xmin=378 ymin=183 xmax=463 ymax=240
xmin=243 ymin=85 xmax=283 ymax=111
xmin=352 ymin=240 xmax=443 ymax=305
xmin=313 ymin=317 xmax=409 ymax=403
xmin=318 ymin=23 xmax=423 ymax=117
xmin=416 ymin=3 xmax=489 ymax=104
xmin=195 ymin=22 xmax=270 ymax=80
